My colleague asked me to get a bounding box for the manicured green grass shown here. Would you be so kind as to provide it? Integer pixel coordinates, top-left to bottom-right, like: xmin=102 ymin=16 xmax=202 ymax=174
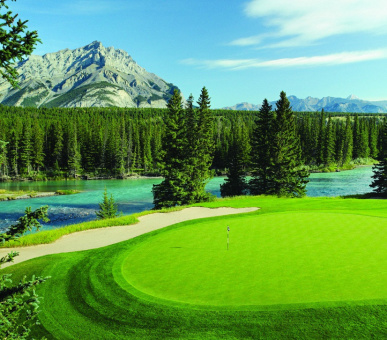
xmin=2 ymin=196 xmax=387 ymax=339
xmin=122 ymin=211 xmax=387 ymax=307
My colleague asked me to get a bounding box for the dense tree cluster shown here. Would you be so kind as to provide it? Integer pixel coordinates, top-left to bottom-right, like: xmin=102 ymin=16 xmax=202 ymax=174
xmin=0 ymin=103 xmax=383 ymax=183
xmin=247 ymin=92 xmax=309 ymax=197
xmin=153 ymin=88 xmax=214 ymax=208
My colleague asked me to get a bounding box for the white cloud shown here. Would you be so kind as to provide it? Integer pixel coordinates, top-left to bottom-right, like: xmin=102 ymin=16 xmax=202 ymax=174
xmin=182 ymin=49 xmax=387 ymax=70
xmin=231 ymin=0 xmax=387 ymax=47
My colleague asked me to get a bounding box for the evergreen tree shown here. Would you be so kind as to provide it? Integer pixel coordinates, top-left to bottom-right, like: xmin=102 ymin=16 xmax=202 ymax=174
xmin=0 ymin=0 xmax=40 ymax=87
xmin=180 ymin=89 xmax=215 ymax=204
xmin=7 ymin=128 xmax=19 ymax=175
xmin=0 ymin=139 xmax=8 ymax=176
xmin=352 ymin=114 xmax=360 ymax=159
xmin=220 ymin=121 xmax=248 ymax=197
xmin=193 ymin=87 xmax=214 ymax=202
xmin=357 ymin=121 xmax=370 ymax=159
xmin=341 ymin=115 xmax=353 ymax=166
xmin=95 ymin=188 xmax=118 ymax=219
xmin=369 ymin=117 xmax=378 ymax=159
xmin=270 ymin=91 xmax=309 ymax=197
xmin=31 ymin=118 xmax=45 ymax=172
xmin=322 ymin=114 xmax=335 ymax=165
xmin=152 ymin=89 xmax=188 ymax=208
xmin=370 ymin=119 xmax=387 ymax=196
xmin=19 ymin=116 xmax=32 ymax=175
xmin=0 ymin=206 xmax=49 ymax=340
xmin=316 ymin=109 xmax=325 ymax=165
xmin=67 ymin=123 xmax=81 ymax=177
xmin=249 ymin=98 xmax=275 ymax=195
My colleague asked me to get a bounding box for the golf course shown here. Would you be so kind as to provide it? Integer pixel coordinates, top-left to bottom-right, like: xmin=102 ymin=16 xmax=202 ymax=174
xmin=2 ymin=195 xmax=387 ymax=339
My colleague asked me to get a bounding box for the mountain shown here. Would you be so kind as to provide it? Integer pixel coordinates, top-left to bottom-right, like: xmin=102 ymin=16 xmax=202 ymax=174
xmin=223 ymin=95 xmax=387 ymax=113
xmin=0 ymin=41 xmax=180 ymax=108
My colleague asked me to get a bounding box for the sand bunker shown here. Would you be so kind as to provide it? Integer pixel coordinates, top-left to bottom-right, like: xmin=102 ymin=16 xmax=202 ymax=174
xmin=0 ymin=207 xmax=258 ymax=267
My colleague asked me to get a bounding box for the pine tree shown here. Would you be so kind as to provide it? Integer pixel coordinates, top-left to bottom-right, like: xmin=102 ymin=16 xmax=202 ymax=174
xmin=316 ymin=109 xmax=325 ymax=165
xmin=353 ymin=114 xmax=360 ymax=159
xmin=0 ymin=0 xmax=40 ymax=87
xmin=0 ymin=140 xmax=8 ymax=176
xmin=6 ymin=122 xmax=21 ymax=177
xmin=67 ymin=123 xmax=81 ymax=177
xmin=270 ymin=91 xmax=309 ymax=197
xmin=370 ymin=119 xmax=387 ymax=196
xmin=322 ymin=114 xmax=335 ymax=165
xmin=220 ymin=121 xmax=248 ymax=197
xmin=357 ymin=120 xmax=370 ymax=159
xmin=249 ymin=98 xmax=275 ymax=195
xmin=31 ymin=118 xmax=45 ymax=172
xmin=369 ymin=117 xmax=378 ymax=159
xmin=341 ymin=115 xmax=353 ymax=166
xmin=19 ymin=116 xmax=32 ymax=175
xmin=152 ymin=89 xmax=188 ymax=209
xmin=193 ymin=87 xmax=214 ymax=202
xmin=95 ymin=188 xmax=118 ymax=219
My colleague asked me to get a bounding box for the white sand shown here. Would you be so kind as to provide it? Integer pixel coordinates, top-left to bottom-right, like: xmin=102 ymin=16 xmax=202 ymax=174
xmin=0 ymin=207 xmax=258 ymax=268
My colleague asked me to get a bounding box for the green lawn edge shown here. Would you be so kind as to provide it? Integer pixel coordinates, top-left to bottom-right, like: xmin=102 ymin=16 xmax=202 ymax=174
xmin=3 ymin=194 xmax=387 ymax=248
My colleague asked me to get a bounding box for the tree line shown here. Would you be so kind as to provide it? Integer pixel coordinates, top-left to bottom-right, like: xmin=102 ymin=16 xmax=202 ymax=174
xmin=0 ymin=102 xmax=384 ymax=181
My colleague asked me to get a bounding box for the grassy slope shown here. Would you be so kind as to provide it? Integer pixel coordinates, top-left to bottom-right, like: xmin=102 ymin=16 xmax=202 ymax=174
xmin=2 ymin=196 xmax=387 ymax=339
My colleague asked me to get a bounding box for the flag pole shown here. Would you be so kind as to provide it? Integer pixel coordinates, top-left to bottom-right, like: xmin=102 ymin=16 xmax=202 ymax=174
xmin=227 ymin=226 xmax=230 ymax=251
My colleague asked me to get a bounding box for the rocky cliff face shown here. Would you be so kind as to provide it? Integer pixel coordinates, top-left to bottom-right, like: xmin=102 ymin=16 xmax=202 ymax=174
xmin=0 ymin=41 xmax=180 ymax=108
xmin=224 ymin=95 xmax=387 ymax=113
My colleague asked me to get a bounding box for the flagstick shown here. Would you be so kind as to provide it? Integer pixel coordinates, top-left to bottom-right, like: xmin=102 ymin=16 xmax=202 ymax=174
xmin=227 ymin=226 xmax=230 ymax=251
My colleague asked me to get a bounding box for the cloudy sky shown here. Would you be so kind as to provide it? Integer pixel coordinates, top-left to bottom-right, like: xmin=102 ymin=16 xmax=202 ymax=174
xmin=11 ymin=0 xmax=387 ymax=107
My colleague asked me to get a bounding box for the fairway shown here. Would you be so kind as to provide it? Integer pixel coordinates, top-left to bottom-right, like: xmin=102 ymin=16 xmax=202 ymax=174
xmin=122 ymin=211 xmax=387 ymax=307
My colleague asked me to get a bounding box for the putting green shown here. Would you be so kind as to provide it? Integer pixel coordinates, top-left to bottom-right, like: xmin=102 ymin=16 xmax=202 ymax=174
xmin=122 ymin=211 xmax=387 ymax=307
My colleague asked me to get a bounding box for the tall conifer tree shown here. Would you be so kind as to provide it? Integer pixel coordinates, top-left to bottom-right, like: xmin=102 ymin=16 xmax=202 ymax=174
xmin=370 ymin=119 xmax=387 ymax=196
xmin=249 ymin=98 xmax=275 ymax=195
xmin=152 ymin=89 xmax=188 ymax=208
xmin=323 ymin=114 xmax=335 ymax=165
xmin=341 ymin=115 xmax=353 ymax=166
xmin=220 ymin=121 xmax=248 ymax=197
xmin=316 ymin=109 xmax=325 ymax=165
xmin=270 ymin=91 xmax=309 ymax=197
xmin=20 ymin=116 xmax=32 ymax=175
xmin=194 ymin=87 xmax=215 ymax=202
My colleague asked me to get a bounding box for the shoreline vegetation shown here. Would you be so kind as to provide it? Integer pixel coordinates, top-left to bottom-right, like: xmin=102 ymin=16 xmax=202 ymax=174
xmin=0 ymin=160 xmax=376 ymax=183
xmin=0 ymin=189 xmax=80 ymax=201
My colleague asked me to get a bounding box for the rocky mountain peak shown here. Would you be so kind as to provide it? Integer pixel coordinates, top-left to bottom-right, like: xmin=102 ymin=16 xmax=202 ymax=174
xmin=0 ymin=41 xmax=179 ymax=108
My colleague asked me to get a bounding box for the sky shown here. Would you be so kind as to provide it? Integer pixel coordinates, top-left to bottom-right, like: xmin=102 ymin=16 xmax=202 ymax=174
xmin=9 ymin=0 xmax=387 ymax=108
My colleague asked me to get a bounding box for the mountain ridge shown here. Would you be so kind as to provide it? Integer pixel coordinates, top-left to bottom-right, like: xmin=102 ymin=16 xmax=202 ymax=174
xmin=0 ymin=41 xmax=180 ymax=108
xmin=223 ymin=95 xmax=387 ymax=113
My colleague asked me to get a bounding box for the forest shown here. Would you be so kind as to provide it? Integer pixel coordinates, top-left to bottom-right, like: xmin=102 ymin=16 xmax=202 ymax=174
xmin=0 ymin=104 xmax=383 ymax=181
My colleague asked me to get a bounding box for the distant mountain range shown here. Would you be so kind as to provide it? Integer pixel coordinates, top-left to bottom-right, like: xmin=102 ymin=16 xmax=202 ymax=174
xmin=0 ymin=41 xmax=180 ymax=108
xmin=223 ymin=95 xmax=387 ymax=113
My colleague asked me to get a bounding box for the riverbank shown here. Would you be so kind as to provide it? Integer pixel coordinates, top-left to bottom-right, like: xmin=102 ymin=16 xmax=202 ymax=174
xmin=0 ymin=160 xmax=376 ymax=183
xmin=0 ymin=189 xmax=80 ymax=201
xmin=0 ymin=173 xmax=162 ymax=183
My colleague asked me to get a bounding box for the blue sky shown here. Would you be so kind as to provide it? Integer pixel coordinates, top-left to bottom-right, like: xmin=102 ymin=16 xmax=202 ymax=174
xmin=10 ymin=0 xmax=387 ymax=108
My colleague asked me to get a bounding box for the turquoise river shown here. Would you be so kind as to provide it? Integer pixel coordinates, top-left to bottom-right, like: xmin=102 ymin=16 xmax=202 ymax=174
xmin=0 ymin=166 xmax=375 ymax=232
